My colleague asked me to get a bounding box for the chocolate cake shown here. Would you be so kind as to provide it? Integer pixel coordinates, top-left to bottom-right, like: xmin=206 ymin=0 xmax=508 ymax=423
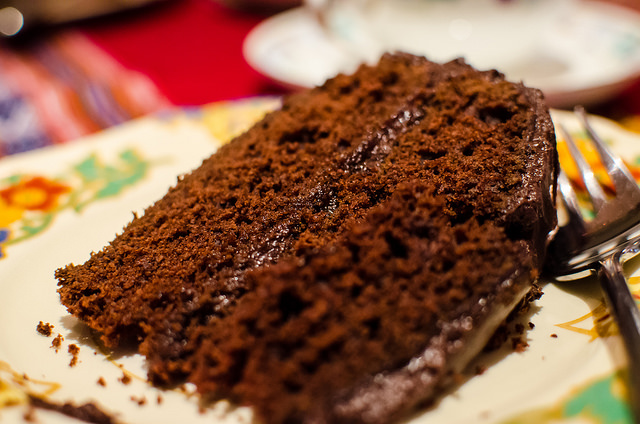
xmin=56 ymin=53 xmax=557 ymax=424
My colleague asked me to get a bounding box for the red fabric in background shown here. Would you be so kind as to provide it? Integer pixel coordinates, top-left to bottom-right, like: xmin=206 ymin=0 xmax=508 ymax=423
xmin=79 ymin=0 xmax=640 ymax=118
xmin=80 ymin=0 xmax=288 ymax=106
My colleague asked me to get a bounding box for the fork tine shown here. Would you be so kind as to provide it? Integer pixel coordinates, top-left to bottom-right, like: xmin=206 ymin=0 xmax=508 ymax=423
xmin=575 ymin=106 xmax=640 ymax=200
xmin=558 ymin=123 xmax=607 ymax=213
xmin=557 ymin=169 xmax=585 ymax=225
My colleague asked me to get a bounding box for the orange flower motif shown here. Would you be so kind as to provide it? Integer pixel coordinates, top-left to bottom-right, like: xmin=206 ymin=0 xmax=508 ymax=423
xmin=0 ymin=177 xmax=70 ymax=212
xmin=0 ymin=197 xmax=23 ymax=228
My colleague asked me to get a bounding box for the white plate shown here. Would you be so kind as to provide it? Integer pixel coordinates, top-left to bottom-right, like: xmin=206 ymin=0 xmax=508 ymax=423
xmin=0 ymin=101 xmax=637 ymax=423
xmin=243 ymin=0 xmax=640 ymax=108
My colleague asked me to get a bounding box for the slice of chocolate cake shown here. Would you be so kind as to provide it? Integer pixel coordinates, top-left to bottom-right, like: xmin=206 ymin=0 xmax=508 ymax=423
xmin=56 ymin=53 xmax=557 ymax=424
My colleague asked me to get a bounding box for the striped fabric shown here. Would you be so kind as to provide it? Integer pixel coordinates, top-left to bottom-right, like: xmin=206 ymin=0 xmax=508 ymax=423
xmin=0 ymin=32 xmax=171 ymax=157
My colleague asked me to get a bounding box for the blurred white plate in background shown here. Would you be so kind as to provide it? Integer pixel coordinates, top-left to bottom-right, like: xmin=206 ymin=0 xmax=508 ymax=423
xmin=243 ymin=0 xmax=640 ymax=107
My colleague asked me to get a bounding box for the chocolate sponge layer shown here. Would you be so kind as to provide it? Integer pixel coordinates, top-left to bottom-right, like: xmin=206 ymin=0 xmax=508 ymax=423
xmin=57 ymin=53 xmax=557 ymax=424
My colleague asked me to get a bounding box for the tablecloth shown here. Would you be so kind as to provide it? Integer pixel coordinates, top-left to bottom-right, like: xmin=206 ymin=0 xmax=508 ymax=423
xmin=0 ymin=0 xmax=287 ymax=157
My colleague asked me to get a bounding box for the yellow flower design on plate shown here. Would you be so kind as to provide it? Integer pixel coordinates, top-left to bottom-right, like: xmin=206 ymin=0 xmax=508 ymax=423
xmin=0 ymin=177 xmax=70 ymax=227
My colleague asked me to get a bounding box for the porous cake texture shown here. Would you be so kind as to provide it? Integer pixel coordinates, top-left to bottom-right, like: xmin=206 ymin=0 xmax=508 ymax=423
xmin=57 ymin=53 xmax=557 ymax=424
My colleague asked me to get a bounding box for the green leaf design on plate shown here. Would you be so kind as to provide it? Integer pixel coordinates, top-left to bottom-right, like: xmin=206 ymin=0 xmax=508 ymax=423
xmin=72 ymin=150 xmax=150 ymax=211
xmin=0 ymin=148 xmax=160 ymax=259
xmin=8 ymin=214 xmax=54 ymax=245
xmin=500 ymin=372 xmax=632 ymax=424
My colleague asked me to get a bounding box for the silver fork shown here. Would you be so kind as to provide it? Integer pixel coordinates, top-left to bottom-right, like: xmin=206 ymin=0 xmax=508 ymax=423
xmin=547 ymin=106 xmax=640 ymax=423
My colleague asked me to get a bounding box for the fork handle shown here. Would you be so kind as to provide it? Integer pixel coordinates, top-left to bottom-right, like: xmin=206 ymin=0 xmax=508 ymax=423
xmin=598 ymin=255 xmax=640 ymax=424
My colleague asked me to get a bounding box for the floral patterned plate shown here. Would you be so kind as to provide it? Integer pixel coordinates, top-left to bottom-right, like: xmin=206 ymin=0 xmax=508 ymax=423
xmin=0 ymin=100 xmax=638 ymax=423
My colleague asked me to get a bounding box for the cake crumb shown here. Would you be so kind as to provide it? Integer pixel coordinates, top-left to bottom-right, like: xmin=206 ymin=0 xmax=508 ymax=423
xmin=130 ymin=395 xmax=146 ymax=406
xmin=97 ymin=377 xmax=106 ymax=387
xmin=511 ymin=336 xmax=529 ymax=352
xmin=479 ymin=410 xmax=491 ymax=420
xmin=528 ymin=321 xmax=535 ymax=330
xmin=68 ymin=344 xmax=80 ymax=367
xmin=550 ymin=333 xmax=558 ymax=338
xmin=119 ymin=372 xmax=131 ymax=385
xmin=51 ymin=334 xmax=64 ymax=352
xmin=36 ymin=321 xmax=54 ymax=337
xmin=156 ymin=394 xmax=163 ymax=405
xmin=22 ymin=406 xmax=37 ymax=422
xmin=28 ymin=394 xmax=115 ymax=424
